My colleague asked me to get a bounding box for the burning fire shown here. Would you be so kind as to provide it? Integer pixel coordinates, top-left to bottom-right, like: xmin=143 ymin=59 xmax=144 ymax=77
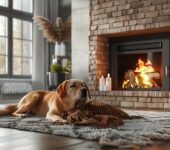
xmin=122 ymin=58 xmax=160 ymax=88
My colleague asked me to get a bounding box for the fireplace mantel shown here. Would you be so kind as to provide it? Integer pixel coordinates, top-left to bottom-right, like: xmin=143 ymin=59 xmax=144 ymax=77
xmin=100 ymin=27 xmax=170 ymax=38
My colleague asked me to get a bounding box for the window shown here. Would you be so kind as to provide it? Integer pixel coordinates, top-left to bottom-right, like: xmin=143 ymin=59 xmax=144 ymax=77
xmin=0 ymin=0 xmax=33 ymax=78
xmin=0 ymin=16 xmax=8 ymax=74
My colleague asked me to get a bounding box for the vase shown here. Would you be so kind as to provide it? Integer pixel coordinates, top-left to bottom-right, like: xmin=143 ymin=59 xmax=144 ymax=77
xmin=55 ymin=42 xmax=66 ymax=57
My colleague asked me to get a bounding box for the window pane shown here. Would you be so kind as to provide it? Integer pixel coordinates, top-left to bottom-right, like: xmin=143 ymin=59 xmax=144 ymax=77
xmin=13 ymin=57 xmax=22 ymax=75
xmin=13 ymin=39 xmax=22 ymax=56
xmin=12 ymin=18 xmax=33 ymax=76
xmin=0 ymin=0 xmax=8 ymax=7
xmin=13 ymin=0 xmax=33 ymax=13
xmin=23 ymin=58 xmax=31 ymax=75
xmin=13 ymin=0 xmax=21 ymax=10
xmin=0 ymin=15 xmax=8 ymax=36
xmin=23 ymin=41 xmax=32 ymax=57
xmin=13 ymin=18 xmax=22 ymax=38
xmin=0 ymin=55 xmax=7 ymax=74
xmin=23 ymin=21 xmax=32 ymax=40
xmin=0 ymin=37 xmax=8 ymax=55
xmin=22 ymin=0 xmax=33 ymax=13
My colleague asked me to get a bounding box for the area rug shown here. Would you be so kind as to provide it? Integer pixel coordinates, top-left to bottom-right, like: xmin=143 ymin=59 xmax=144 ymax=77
xmin=0 ymin=110 xmax=170 ymax=148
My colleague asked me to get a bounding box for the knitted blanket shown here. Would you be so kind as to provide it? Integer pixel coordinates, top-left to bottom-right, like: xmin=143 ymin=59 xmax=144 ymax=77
xmin=61 ymin=100 xmax=142 ymax=127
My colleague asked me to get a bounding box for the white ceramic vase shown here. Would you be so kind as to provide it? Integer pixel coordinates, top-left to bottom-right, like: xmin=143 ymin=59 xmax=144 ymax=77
xmin=55 ymin=42 xmax=66 ymax=57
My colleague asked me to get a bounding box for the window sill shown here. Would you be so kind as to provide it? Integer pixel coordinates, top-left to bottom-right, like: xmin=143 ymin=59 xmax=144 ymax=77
xmin=0 ymin=78 xmax=32 ymax=82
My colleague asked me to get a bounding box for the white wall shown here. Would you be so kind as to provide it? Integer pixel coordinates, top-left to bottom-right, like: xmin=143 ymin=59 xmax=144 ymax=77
xmin=71 ymin=0 xmax=89 ymax=82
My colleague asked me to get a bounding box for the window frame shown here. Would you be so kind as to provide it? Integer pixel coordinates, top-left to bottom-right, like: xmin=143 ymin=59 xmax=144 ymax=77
xmin=0 ymin=0 xmax=33 ymax=79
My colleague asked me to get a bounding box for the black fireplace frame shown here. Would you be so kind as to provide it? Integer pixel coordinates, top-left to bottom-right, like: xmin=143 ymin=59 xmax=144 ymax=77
xmin=110 ymin=35 xmax=170 ymax=91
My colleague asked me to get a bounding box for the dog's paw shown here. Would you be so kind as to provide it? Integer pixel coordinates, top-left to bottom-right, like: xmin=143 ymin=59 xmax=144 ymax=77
xmin=20 ymin=114 xmax=28 ymax=118
xmin=12 ymin=113 xmax=28 ymax=118
xmin=54 ymin=119 xmax=67 ymax=125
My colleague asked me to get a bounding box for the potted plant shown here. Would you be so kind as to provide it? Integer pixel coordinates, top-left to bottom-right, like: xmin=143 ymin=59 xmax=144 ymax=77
xmin=47 ymin=63 xmax=65 ymax=88
xmin=47 ymin=58 xmax=71 ymax=88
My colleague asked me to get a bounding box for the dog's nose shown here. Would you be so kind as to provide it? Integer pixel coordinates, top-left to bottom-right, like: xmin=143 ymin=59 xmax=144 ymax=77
xmin=81 ymin=88 xmax=87 ymax=98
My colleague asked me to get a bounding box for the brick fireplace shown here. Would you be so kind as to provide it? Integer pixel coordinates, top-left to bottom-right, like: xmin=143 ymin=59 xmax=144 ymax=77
xmin=89 ymin=0 xmax=170 ymax=109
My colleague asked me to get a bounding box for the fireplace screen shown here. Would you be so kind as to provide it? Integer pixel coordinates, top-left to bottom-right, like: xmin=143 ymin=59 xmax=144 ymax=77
xmin=110 ymin=39 xmax=170 ymax=90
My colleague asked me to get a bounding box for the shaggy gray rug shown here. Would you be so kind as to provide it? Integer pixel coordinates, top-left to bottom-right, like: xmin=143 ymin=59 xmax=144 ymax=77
xmin=0 ymin=110 xmax=170 ymax=148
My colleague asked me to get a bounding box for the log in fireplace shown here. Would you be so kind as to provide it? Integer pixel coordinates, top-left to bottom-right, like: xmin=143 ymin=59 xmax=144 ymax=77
xmin=110 ymin=33 xmax=170 ymax=91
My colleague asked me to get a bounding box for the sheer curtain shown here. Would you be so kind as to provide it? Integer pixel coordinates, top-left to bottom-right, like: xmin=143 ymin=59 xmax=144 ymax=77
xmin=32 ymin=0 xmax=59 ymax=90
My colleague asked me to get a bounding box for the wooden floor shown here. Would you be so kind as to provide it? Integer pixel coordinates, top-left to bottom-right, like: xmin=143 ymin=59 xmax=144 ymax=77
xmin=0 ymin=128 xmax=170 ymax=150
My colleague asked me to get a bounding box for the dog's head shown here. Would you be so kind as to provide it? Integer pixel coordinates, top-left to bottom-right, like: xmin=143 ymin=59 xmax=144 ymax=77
xmin=57 ymin=79 xmax=91 ymax=108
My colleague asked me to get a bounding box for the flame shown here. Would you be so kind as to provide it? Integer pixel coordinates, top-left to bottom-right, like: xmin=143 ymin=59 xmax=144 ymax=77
xmin=135 ymin=59 xmax=155 ymax=74
xmin=122 ymin=79 xmax=129 ymax=88
xmin=122 ymin=58 xmax=159 ymax=88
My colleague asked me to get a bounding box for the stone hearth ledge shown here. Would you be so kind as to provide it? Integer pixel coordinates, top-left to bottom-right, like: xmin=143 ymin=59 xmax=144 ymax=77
xmin=90 ymin=91 xmax=170 ymax=110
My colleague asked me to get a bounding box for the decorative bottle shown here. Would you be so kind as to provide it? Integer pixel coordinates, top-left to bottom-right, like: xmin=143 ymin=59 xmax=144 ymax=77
xmin=106 ymin=73 xmax=112 ymax=91
xmin=99 ymin=75 xmax=105 ymax=91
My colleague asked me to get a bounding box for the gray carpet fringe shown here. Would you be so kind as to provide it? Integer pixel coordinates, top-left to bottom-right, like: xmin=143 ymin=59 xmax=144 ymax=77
xmin=0 ymin=110 xmax=170 ymax=148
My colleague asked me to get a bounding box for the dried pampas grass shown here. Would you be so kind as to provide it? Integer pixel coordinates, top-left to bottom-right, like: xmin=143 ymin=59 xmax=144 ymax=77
xmin=34 ymin=16 xmax=71 ymax=44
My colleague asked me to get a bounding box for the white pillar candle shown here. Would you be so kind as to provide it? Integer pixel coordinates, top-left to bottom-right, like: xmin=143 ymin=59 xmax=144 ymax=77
xmin=62 ymin=58 xmax=68 ymax=68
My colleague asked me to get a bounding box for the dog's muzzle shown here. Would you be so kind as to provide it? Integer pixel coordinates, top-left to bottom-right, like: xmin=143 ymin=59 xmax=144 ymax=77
xmin=74 ymin=88 xmax=87 ymax=109
xmin=81 ymin=88 xmax=87 ymax=98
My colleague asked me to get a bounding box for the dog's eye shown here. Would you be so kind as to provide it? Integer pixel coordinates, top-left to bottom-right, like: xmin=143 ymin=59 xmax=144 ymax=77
xmin=70 ymin=84 xmax=76 ymax=88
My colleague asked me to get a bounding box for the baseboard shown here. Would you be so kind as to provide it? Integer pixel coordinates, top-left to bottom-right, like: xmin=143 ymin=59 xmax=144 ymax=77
xmin=0 ymin=94 xmax=23 ymax=104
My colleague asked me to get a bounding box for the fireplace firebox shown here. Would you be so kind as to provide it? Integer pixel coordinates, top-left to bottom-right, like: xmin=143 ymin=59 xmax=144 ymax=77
xmin=110 ymin=35 xmax=170 ymax=91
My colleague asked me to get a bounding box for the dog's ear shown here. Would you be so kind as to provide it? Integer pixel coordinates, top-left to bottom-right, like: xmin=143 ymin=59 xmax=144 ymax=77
xmin=57 ymin=80 xmax=68 ymax=98
xmin=83 ymin=82 xmax=91 ymax=100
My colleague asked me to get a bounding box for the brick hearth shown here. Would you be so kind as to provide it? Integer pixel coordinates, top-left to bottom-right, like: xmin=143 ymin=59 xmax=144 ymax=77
xmin=91 ymin=91 xmax=170 ymax=109
xmin=88 ymin=0 xmax=170 ymax=109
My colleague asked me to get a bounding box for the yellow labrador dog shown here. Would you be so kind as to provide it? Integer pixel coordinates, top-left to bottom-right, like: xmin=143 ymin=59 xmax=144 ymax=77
xmin=0 ymin=79 xmax=90 ymax=123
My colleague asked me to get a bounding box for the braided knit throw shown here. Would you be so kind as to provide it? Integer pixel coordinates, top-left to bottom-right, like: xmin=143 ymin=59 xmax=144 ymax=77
xmin=61 ymin=100 xmax=142 ymax=127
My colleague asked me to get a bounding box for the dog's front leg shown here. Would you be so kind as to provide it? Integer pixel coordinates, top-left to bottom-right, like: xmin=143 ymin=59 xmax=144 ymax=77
xmin=46 ymin=110 xmax=67 ymax=124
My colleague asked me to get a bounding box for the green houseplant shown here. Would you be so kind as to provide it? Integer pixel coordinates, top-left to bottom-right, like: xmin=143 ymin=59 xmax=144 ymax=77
xmin=47 ymin=59 xmax=71 ymax=88
xmin=47 ymin=63 xmax=65 ymax=88
xmin=50 ymin=63 xmax=63 ymax=73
